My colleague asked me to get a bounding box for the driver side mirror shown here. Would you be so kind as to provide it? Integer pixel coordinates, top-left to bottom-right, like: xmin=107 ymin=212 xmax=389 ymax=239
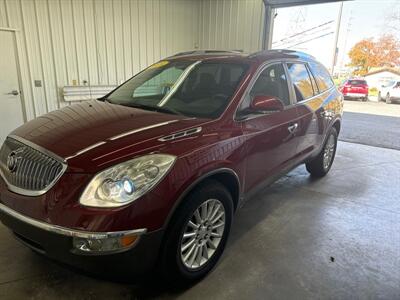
xmin=250 ymin=95 xmax=284 ymax=113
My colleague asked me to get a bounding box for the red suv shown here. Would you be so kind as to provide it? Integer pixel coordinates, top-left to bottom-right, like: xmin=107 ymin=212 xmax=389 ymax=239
xmin=0 ymin=50 xmax=343 ymax=283
xmin=340 ymin=79 xmax=369 ymax=101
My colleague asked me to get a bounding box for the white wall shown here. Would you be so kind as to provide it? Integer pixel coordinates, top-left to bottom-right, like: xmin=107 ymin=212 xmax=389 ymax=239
xmin=198 ymin=0 xmax=264 ymax=52
xmin=0 ymin=0 xmax=200 ymax=121
xmin=0 ymin=0 xmax=265 ymax=122
xmin=364 ymin=71 xmax=400 ymax=89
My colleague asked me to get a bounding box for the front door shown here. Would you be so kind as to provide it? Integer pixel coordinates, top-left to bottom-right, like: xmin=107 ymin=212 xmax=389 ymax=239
xmin=238 ymin=63 xmax=300 ymax=193
xmin=0 ymin=30 xmax=24 ymax=145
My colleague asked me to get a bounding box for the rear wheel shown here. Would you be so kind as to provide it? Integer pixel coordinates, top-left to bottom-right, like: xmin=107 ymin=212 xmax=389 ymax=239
xmin=386 ymin=93 xmax=392 ymax=104
xmin=160 ymin=180 xmax=233 ymax=285
xmin=306 ymin=127 xmax=338 ymax=177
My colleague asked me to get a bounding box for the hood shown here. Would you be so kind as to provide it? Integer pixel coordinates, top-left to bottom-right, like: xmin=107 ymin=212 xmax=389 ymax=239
xmin=11 ymin=100 xmax=207 ymax=172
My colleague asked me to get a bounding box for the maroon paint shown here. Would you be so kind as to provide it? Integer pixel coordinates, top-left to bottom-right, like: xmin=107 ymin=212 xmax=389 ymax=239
xmin=0 ymin=51 xmax=343 ymax=233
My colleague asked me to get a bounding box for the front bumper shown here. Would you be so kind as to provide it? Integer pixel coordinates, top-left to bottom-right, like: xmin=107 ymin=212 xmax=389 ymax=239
xmin=0 ymin=203 xmax=163 ymax=277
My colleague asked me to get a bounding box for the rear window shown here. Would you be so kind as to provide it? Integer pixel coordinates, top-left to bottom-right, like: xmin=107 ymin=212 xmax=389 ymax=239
xmin=348 ymin=80 xmax=367 ymax=85
xmin=308 ymin=62 xmax=334 ymax=92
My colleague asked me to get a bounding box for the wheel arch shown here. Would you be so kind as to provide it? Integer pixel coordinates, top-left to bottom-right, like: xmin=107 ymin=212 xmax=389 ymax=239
xmin=332 ymin=118 xmax=341 ymax=134
xmin=162 ymin=168 xmax=241 ymax=231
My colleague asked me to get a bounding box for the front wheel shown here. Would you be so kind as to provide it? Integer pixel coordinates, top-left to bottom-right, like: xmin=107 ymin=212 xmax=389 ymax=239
xmin=386 ymin=93 xmax=392 ymax=104
xmin=160 ymin=180 xmax=233 ymax=285
xmin=306 ymin=127 xmax=338 ymax=177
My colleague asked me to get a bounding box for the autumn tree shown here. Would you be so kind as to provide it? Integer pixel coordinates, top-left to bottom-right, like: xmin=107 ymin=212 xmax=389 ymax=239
xmin=348 ymin=35 xmax=400 ymax=76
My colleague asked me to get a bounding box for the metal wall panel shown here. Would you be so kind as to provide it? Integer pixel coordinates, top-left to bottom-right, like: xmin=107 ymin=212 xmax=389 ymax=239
xmin=198 ymin=0 xmax=264 ymax=53
xmin=0 ymin=0 xmax=265 ymax=123
xmin=0 ymin=0 xmax=200 ymax=121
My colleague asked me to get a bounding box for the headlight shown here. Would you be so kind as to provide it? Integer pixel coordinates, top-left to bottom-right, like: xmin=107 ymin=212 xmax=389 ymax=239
xmin=80 ymin=154 xmax=176 ymax=208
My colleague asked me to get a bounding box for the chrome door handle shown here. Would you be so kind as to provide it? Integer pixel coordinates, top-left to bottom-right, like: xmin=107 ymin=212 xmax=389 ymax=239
xmin=5 ymin=90 xmax=19 ymax=96
xmin=288 ymin=123 xmax=298 ymax=133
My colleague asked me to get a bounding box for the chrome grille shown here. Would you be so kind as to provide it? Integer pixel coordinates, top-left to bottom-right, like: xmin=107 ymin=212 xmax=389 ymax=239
xmin=0 ymin=137 xmax=66 ymax=196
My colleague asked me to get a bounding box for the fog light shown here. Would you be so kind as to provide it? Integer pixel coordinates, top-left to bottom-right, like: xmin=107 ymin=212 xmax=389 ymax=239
xmin=72 ymin=234 xmax=139 ymax=254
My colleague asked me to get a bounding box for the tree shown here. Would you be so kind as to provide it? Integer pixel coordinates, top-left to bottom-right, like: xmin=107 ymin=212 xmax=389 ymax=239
xmin=347 ymin=35 xmax=400 ymax=76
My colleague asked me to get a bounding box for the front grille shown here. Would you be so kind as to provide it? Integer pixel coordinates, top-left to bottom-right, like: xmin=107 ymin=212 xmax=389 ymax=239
xmin=0 ymin=137 xmax=66 ymax=195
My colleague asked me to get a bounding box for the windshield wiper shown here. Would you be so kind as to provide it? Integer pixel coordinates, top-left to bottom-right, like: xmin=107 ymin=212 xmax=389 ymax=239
xmin=126 ymin=103 xmax=183 ymax=116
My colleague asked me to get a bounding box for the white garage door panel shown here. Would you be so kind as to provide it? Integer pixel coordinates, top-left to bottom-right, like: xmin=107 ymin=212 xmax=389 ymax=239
xmin=0 ymin=30 xmax=24 ymax=145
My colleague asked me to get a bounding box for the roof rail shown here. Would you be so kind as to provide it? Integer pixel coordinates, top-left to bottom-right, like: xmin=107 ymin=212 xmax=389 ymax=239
xmin=170 ymin=50 xmax=243 ymax=57
xmin=248 ymin=49 xmax=315 ymax=59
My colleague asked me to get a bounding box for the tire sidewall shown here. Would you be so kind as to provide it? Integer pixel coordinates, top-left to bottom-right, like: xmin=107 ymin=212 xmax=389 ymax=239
xmin=323 ymin=127 xmax=338 ymax=173
xmin=161 ymin=180 xmax=233 ymax=283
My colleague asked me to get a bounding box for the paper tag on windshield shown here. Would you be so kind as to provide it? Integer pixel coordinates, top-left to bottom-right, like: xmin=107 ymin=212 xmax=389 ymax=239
xmin=148 ymin=61 xmax=169 ymax=69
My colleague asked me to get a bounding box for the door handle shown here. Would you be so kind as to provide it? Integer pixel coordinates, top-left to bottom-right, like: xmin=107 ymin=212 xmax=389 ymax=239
xmin=5 ymin=90 xmax=19 ymax=96
xmin=288 ymin=123 xmax=298 ymax=133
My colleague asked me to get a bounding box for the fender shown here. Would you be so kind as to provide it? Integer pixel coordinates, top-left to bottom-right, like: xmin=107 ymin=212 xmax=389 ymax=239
xmin=161 ymin=167 xmax=241 ymax=231
xmin=308 ymin=116 xmax=341 ymax=161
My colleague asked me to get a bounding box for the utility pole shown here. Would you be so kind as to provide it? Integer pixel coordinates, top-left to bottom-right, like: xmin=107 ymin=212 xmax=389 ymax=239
xmin=331 ymin=1 xmax=343 ymax=75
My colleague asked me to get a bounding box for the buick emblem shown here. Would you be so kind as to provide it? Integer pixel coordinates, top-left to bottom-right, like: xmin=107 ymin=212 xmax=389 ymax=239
xmin=7 ymin=149 xmax=24 ymax=173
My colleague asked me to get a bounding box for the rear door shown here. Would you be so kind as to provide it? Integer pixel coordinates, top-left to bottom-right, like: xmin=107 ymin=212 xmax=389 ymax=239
xmin=238 ymin=63 xmax=300 ymax=192
xmin=286 ymin=62 xmax=326 ymax=159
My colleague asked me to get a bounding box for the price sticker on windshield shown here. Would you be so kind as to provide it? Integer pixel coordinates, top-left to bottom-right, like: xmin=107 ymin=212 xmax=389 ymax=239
xmin=148 ymin=61 xmax=169 ymax=69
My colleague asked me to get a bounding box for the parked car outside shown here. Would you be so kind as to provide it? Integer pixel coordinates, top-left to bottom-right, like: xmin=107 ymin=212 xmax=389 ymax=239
xmin=378 ymin=81 xmax=400 ymax=104
xmin=0 ymin=50 xmax=343 ymax=284
xmin=339 ymin=79 xmax=369 ymax=101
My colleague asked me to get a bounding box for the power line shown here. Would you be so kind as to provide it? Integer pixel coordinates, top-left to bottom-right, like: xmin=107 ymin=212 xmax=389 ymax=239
xmin=273 ymin=20 xmax=334 ymax=45
xmin=275 ymin=26 xmax=332 ymax=48
xmin=285 ymin=31 xmax=334 ymax=49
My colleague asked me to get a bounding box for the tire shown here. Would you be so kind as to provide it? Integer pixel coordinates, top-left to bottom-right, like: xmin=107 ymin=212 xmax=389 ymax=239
xmin=386 ymin=93 xmax=392 ymax=104
xmin=362 ymin=96 xmax=368 ymax=102
xmin=160 ymin=179 xmax=233 ymax=285
xmin=306 ymin=127 xmax=338 ymax=178
xmin=378 ymin=92 xmax=382 ymax=102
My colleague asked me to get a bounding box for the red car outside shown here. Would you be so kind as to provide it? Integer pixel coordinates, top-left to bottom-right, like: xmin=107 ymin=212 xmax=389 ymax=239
xmin=0 ymin=50 xmax=343 ymax=284
xmin=340 ymin=79 xmax=369 ymax=101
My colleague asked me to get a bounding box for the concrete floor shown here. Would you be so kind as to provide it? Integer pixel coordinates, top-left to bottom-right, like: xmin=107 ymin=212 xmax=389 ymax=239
xmin=0 ymin=141 xmax=399 ymax=299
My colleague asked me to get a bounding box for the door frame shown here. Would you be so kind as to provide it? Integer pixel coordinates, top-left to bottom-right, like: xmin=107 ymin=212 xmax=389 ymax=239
xmin=0 ymin=27 xmax=27 ymax=123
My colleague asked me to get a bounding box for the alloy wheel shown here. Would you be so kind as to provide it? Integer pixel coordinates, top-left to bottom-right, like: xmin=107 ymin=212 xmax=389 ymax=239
xmin=180 ymin=199 xmax=225 ymax=270
xmin=323 ymin=134 xmax=335 ymax=170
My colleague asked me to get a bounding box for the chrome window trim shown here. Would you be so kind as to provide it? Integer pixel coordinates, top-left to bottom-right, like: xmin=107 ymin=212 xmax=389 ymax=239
xmin=234 ymin=59 xmax=293 ymax=121
xmin=0 ymin=135 xmax=68 ymax=197
xmin=284 ymin=60 xmax=336 ymax=105
xmin=0 ymin=203 xmax=147 ymax=239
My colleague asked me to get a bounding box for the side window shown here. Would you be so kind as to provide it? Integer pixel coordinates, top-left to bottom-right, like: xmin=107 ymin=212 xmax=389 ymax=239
xmin=249 ymin=63 xmax=290 ymax=106
xmin=287 ymin=63 xmax=315 ymax=101
xmin=308 ymin=62 xmax=334 ymax=92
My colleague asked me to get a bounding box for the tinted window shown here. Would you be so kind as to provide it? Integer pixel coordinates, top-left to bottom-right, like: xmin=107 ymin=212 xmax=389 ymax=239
xmin=287 ymin=63 xmax=314 ymax=101
xmin=348 ymin=80 xmax=367 ymax=85
xmin=249 ymin=63 xmax=290 ymax=106
xmin=309 ymin=62 xmax=334 ymax=92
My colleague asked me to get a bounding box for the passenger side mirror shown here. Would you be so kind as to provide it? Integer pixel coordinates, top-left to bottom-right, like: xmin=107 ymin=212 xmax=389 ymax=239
xmin=250 ymin=95 xmax=284 ymax=113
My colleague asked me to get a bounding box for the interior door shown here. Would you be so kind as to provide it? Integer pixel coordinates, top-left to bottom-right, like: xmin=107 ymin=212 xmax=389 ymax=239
xmin=238 ymin=63 xmax=300 ymax=193
xmin=0 ymin=31 xmax=24 ymax=145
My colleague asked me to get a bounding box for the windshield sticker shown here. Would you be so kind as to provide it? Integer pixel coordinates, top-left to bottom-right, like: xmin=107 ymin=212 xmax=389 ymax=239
xmin=148 ymin=61 xmax=169 ymax=69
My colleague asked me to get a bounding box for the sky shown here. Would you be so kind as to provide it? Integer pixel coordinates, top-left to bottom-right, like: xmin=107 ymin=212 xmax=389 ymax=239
xmin=272 ymin=0 xmax=400 ymax=71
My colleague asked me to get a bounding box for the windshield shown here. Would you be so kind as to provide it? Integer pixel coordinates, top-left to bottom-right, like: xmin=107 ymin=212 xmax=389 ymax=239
xmin=106 ymin=60 xmax=249 ymax=119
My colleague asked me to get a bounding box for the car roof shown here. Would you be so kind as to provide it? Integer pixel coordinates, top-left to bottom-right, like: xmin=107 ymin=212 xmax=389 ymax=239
xmin=166 ymin=49 xmax=317 ymax=65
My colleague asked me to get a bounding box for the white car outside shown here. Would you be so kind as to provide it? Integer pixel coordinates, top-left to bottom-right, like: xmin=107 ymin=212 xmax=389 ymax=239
xmin=378 ymin=81 xmax=400 ymax=104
